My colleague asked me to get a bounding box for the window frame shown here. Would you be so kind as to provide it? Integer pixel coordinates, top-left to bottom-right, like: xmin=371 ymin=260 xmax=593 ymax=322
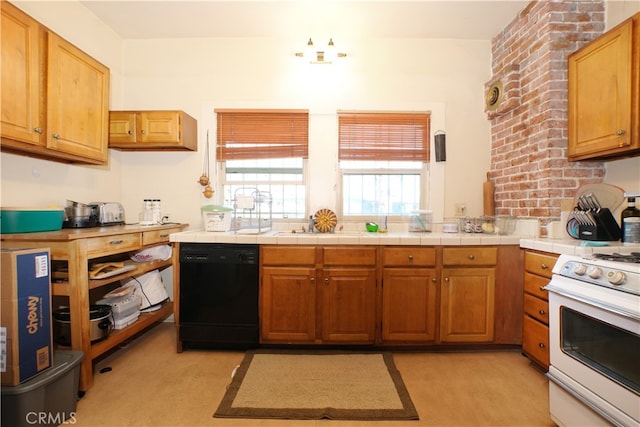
xmin=336 ymin=111 xmax=431 ymax=220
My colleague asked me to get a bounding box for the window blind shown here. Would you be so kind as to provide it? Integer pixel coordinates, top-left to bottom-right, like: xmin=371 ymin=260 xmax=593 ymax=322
xmin=216 ymin=109 xmax=309 ymax=160
xmin=338 ymin=112 xmax=431 ymax=162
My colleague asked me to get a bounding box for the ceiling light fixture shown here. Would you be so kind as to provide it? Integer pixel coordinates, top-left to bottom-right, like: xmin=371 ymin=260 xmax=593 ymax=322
xmin=295 ymin=38 xmax=346 ymax=64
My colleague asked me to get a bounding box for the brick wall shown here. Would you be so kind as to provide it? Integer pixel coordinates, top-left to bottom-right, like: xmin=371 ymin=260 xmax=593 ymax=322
xmin=487 ymin=0 xmax=607 ymax=218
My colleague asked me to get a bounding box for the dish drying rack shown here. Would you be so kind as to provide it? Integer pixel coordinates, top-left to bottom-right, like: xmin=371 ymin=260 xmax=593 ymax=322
xmin=232 ymin=188 xmax=273 ymax=234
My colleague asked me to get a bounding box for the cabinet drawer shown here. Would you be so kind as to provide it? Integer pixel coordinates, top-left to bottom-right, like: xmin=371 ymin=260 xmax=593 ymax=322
xmin=382 ymin=247 xmax=436 ymax=266
xmin=524 ymin=293 xmax=549 ymax=324
xmin=323 ymin=246 xmax=377 ymax=266
xmin=524 ymin=272 xmax=550 ymax=300
xmin=524 ymin=251 xmax=558 ymax=278
xmin=261 ymin=245 xmax=316 ymax=265
xmin=443 ymin=247 xmax=497 ymax=266
xmin=142 ymin=227 xmax=182 ymax=246
xmin=86 ymin=233 xmax=141 ymax=257
xmin=522 ymin=315 xmax=549 ymax=368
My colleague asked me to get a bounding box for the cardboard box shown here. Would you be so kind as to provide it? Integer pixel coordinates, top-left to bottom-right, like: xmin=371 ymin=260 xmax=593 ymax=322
xmin=1 ymin=248 xmax=53 ymax=386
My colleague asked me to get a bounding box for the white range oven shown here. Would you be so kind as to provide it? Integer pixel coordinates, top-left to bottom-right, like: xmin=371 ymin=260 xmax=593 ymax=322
xmin=545 ymin=252 xmax=640 ymax=427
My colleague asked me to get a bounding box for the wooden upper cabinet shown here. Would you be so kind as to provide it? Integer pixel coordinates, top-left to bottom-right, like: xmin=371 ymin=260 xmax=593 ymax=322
xmin=1 ymin=1 xmax=43 ymax=146
xmin=568 ymin=13 xmax=640 ymax=161
xmin=1 ymin=1 xmax=110 ymax=164
xmin=109 ymin=111 xmax=197 ymax=151
xmin=46 ymin=32 xmax=109 ymax=163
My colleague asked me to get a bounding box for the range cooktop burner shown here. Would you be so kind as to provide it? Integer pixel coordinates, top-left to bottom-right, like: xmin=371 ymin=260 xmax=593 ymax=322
xmin=592 ymin=252 xmax=640 ymax=263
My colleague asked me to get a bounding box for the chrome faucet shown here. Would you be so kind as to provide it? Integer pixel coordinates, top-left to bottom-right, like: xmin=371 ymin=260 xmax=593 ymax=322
xmin=307 ymin=215 xmax=315 ymax=233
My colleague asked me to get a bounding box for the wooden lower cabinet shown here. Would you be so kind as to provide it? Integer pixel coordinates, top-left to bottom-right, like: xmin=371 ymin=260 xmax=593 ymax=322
xmin=440 ymin=247 xmax=497 ymax=343
xmin=381 ymin=247 xmax=438 ymax=343
xmin=381 ymin=267 xmax=437 ymax=342
xmin=259 ymin=246 xmax=376 ymax=344
xmin=260 ymin=244 xmax=524 ymax=347
xmin=440 ymin=267 xmax=496 ymax=342
xmin=522 ymin=250 xmax=558 ymax=370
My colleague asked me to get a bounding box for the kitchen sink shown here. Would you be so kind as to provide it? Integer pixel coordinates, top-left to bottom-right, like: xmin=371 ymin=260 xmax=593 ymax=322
xmin=271 ymin=231 xmax=367 ymax=237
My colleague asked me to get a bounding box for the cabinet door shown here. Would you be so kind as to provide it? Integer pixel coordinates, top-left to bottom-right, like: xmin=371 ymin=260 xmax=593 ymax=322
xmin=382 ymin=268 xmax=437 ymax=342
xmin=568 ymin=17 xmax=638 ymax=160
xmin=109 ymin=111 xmax=137 ymax=145
xmin=440 ymin=268 xmax=495 ymax=342
xmin=1 ymin=2 xmax=43 ymax=146
xmin=321 ymin=268 xmax=376 ymax=343
xmin=139 ymin=111 xmax=181 ymax=144
xmin=260 ymin=267 xmax=316 ymax=343
xmin=46 ymin=32 xmax=109 ymax=164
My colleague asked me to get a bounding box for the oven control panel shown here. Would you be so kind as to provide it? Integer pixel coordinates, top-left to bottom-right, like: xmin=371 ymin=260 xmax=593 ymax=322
xmin=556 ymin=258 xmax=640 ymax=296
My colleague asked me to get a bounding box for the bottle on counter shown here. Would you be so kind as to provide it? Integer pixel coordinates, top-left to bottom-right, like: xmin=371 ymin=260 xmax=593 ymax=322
xmin=621 ymin=193 xmax=640 ymax=244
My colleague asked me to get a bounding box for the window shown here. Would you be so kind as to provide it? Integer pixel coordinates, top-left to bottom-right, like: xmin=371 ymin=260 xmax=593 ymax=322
xmin=216 ymin=109 xmax=308 ymax=219
xmin=338 ymin=111 xmax=430 ymax=217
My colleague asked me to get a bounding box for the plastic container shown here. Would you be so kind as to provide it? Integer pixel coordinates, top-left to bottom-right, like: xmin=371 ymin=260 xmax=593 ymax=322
xmin=409 ymin=210 xmax=432 ymax=232
xmin=97 ymin=291 xmax=141 ymax=327
xmin=0 ymin=208 xmax=64 ymax=233
xmin=1 ymin=350 xmax=83 ymax=427
xmin=494 ymin=216 xmax=517 ymax=235
xmin=201 ymin=205 xmax=233 ymax=232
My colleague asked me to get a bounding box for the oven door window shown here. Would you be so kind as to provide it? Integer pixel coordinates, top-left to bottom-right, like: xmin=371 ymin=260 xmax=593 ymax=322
xmin=561 ymin=307 xmax=640 ymax=394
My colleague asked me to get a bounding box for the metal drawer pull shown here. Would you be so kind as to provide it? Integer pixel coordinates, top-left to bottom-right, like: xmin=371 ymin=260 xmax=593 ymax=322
xmin=408 ymin=255 xmax=414 ymax=260
xmin=538 ymin=343 xmax=546 ymax=349
xmin=444 ymin=277 xmax=449 ymax=282
xmin=468 ymin=254 xmax=475 ymax=260
xmin=324 ymin=278 xmax=329 ymax=285
xmin=310 ymin=277 xmax=315 ymax=284
xmin=432 ymin=277 xmax=437 ymax=283
xmin=141 ymin=129 xmax=146 ymax=134
xmin=127 ymin=130 xmax=133 ymax=135
xmin=616 ymin=129 xmax=626 ymax=136
xmin=539 ymin=286 xmax=546 ymax=291
xmin=52 ymin=133 xmax=61 ymax=139
xmin=539 ymin=309 xmax=546 ymax=315
xmin=109 ymin=239 xmax=124 ymax=245
xmin=541 ymin=264 xmax=548 ymax=269
xmin=34 ymin=127 xmax=43 ymax=134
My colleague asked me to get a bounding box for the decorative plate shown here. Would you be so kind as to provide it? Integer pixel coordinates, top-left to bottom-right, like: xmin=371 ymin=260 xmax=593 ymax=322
xmin=314 ymin=208 xmax=337 ymax=233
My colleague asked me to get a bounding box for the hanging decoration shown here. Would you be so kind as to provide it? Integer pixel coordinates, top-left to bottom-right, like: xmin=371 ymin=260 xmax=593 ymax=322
xmin=199 ymin=131 xmax=214 ymax=198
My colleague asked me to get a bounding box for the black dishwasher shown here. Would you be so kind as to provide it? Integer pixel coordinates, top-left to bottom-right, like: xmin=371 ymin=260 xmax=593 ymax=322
xmin=179 ymin=243 xmax=259 ymax=349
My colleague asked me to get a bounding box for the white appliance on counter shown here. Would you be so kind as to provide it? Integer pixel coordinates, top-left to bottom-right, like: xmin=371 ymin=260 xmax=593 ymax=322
xmin=545 ymin=253 xmax=640 ymax=427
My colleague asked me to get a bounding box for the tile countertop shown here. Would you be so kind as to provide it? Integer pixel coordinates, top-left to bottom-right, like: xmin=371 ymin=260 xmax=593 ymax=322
xmin=170 ymin=229 xmax=521 ymax=246
xmin=170 ymin=229 xmax=640 ymax=255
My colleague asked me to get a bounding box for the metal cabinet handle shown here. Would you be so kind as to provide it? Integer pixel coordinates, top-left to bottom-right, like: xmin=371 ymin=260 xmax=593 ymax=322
xmin=324 ymin=278 xmax=329 ymax=285
xmin=408 ymin=255 xmax=414 ymax=260
xmin=468 ymin=254 xmax=475 ymax=260
xmin=541 ymin=264 xmax=548 ymax=270
xmin=539 ymin=286 xmax=546 ymax=291
xmin=141 ymin=130 xmax=146 ymax=134
xmin=539 ymin=309 xmax=546 ymax=315
xmin=52 ymin=133 xmax=61 ymax=139
xmin=109 ymin=239 xmax=124 ymax=245
xmin=616 ymin=129 xmax=626 ymax=136
xmin=34 ymin=127 xmax=43 ymax=134
xmin=127 ymin=130 xmax=133 ymax=135
xmin=538 ymin=343 xmax=546 ymax=349
xmin=444 ymin=277 xmax=449 ymax=282
xmin=431 ymin=277 xmax=437 ymax=283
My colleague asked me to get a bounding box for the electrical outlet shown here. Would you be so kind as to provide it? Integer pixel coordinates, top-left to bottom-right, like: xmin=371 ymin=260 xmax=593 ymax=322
xmin=455 ymin=203 xmax=467 ymax=216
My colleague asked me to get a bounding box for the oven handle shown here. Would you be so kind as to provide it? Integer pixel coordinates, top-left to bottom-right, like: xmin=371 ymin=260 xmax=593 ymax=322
xmin=545 ymin=281 xmax=640 ymax=321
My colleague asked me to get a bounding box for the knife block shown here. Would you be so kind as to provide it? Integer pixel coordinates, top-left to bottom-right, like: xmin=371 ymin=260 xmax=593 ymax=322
xmin=578 ymin=208 xmax=621 ymax=241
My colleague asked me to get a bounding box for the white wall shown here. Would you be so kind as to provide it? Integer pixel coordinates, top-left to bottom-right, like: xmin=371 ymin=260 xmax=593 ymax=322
xmin=117 ymin=36 xmax=488 ymax=228
xmin=1 ymin=0 xmax=638 ymax=230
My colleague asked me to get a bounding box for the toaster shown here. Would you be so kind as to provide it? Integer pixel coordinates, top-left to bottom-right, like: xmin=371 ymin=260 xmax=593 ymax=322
xmin=89 ymin=202 xmax=125 ymax=226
